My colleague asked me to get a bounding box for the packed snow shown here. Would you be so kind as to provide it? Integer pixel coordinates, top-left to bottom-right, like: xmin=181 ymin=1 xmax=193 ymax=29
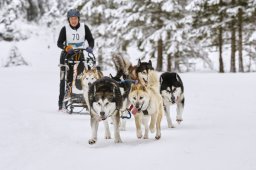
xmin=0 ymin=31 xmax=256 ymax=170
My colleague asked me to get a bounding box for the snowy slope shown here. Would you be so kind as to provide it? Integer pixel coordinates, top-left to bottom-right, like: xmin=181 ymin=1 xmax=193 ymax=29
xmin=1 ymin=31 xmax=256 ymax=170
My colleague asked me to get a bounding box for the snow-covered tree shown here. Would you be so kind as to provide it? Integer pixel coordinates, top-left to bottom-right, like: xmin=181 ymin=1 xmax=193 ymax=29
xmin=242 ymin=0 xmax=256 ymax=71
xmin=4 ymin=45 xmax=28 ymax=67
xmin=189 ymin=0 xmax=256 ymax=72
xmin=188 ymin=0 xmax=229 ymax=72
xmin=0 ymin=0 xmax=27 ymax=41
xmin=108 ymin=0 xmax=188 ymax=71
xmin=1 ymin=0 xmax=255 ymax=72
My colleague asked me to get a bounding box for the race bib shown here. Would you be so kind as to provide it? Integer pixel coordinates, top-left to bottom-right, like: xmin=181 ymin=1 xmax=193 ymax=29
xmin=65 ymin=23 xmax=86 ymax=49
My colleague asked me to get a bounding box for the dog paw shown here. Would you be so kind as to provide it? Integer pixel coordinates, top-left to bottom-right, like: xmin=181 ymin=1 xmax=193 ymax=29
xmin=105 ymin=135 xmax=111 ymax=139
xmin=137 ymin=133 xmax=143 ymax=139
xmin=114 ymin=138 xmax=123 ymax=143
xmin=88 ymin=139 xmax=96 ymax=145
xmin=137 ymin=130 xmax=143 ymax=139
xmin=155 ymin=135 xmax=161 ymax=140
xmin=143 ymin=135 xmax=149 ymax=139
xmin=168 ymin=124 xmax=175 ymax=128
xmin=137 ymin=135 xmax=142 ymax=139
xmin=176 ymin=119 xmax=183 ymax=124
xmin=176 ymin=116 xmax=183 ymax=124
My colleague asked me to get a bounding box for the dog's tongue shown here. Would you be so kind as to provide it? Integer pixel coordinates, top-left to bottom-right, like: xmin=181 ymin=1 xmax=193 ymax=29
xmin=131 ymin=107 xmax=138 ymax=115
xmin=128 ymin=105 xmax=138 ymax=115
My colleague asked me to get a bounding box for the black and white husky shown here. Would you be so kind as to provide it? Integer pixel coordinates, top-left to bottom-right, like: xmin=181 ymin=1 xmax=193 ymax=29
xmin=88 ymin=77 xmax=123 ymax=144
xmin=160 ymin=72 xmax=185 ymax=128
xmin=110 ymin=74 xmax=134 ymax=131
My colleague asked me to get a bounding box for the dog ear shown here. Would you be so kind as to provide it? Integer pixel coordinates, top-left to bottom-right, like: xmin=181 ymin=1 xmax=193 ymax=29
xmin=114 ymin=86 xmax=122 ymax=109
xmin=77 ymin=74 xmax=83 ymax=80
xmin=141 ymin=84 xmax=147 ymax=91
xmin=88 ymin=85 xmax=93 ymax=107
xmin=137 ymin=59 xmax=141 ymax=67
xmin=82 ymin=69 xmax=86 ymax=75
xmin=94 ymin=85 xmax=97 ymax=95
xmin=130 ymin=83 xmax=136 ymax=91
xmin=176 ymin=73 xmax=180 ymax=82
xmin=92 ymin=68 xmax=97 ymax=73
xmin=160 ymin=75 xmax=163 ymax=84
xmin=149 ymin=60 xmax=152 ymax=66
xmin=112 ymin=85 xmax=116 ymax=98
xmin=109 ymin=73 xmax=113 ymax=78
xmin=88 ymin=83 xmax=96 ymax=107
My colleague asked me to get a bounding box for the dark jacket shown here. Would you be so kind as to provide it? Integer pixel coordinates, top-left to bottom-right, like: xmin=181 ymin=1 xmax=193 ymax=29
xmin=57 ymin=23 xmax=94 ymax=50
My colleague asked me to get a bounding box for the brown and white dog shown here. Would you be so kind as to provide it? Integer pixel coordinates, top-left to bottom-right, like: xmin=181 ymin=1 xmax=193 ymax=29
xmin=111 ymin=53 xmax=154 ymax=84
xmin=112 ymin=53 xmax=159 ymax=131
xmin=129 ymin=82 xmax=164 ymax=140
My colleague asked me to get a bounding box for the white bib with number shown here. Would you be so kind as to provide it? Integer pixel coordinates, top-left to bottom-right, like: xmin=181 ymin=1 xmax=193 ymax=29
xmin=65 ymin=23 xmax=86 ymax=49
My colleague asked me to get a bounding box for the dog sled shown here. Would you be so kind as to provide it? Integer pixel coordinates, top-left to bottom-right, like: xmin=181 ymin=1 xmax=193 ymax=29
xmin=59 ymin=48 xmax=97 ymax=114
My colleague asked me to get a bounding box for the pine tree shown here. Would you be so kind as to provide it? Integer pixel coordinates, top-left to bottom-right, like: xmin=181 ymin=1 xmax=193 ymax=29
xmin=4 ymin=46 xmax=28 ymax=67
xmin=245 ymin=0 xmax=256 ymax=71
xmin=226 ymin=0 xmax=248 ymax=72
xmin=110 ymin=0 xmax=187 ymax=71
xmin=0 ymin=0 xmax=48 ymax=41
xmin=230 ymin=13 xmax=237 ymax=73
xmin=189 ymin=0 xmax=228 ymax=73
xmin=77 ymin=0 xmax=119 ymax=68
xmin=238 ymin=0 xmax=256 ymax=71
xmin=237 ymin=1 xmax=244 ymax=72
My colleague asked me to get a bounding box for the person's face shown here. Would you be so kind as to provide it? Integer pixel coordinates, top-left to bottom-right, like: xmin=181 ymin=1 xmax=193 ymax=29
xmin=69 ymin=17 xmax=79 ymax=27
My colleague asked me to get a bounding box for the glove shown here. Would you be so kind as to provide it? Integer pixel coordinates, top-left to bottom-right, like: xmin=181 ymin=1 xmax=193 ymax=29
xmin=65 ymin=45 xmax=74 ymax=54
xmin=85 ymin=47 xmax=93 ymax=53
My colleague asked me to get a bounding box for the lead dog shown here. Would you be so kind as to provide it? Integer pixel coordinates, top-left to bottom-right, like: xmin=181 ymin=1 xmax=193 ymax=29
xmin=129 ymin=83 xmax=164 ymax=140
xmin=110 ymin=74 xmax=134 ymax=131
xmin=88 ymin=77 xmax=123 ymax=144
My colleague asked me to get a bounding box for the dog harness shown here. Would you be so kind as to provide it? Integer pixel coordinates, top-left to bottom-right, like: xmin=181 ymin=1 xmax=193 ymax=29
xmin=90 ymin=107 xmax=118 ymax=121
xmin=65 ymin=23 xmax=86 ymax=49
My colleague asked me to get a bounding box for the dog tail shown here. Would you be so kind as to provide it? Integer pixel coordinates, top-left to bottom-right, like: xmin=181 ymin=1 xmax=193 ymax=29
xmin=112 ymin=52 xmax=132 ymax=75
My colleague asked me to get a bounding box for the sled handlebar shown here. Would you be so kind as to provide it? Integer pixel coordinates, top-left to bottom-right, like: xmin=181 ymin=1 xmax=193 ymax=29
xmin=73 ymin=48 xmax=87 ymax=52
xmin=68 ymin=48 xmax=95 ymax=61
xmin=65 ymin=60 xmax=84 ymax=64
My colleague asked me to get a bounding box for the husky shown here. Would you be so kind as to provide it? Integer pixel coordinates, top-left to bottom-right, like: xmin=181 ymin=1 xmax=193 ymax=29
xmin=160 ymin=72 xmax=185 ymax=128
xmin=88 ymin=77 xmax=123 ymax=144
xmin=111 ymin=53 xmax=154 ymax=84
xmin=129 ymin=83 xmax=164 ymax=140
xmin=112 ymin=53 xmax=159 ymax=130
xmin=80 ymin=68 xmax=103 ymax=110
xmin=136 ymin=59 xmax=155 ymax=86
xmin=110 ymin=74 xmax=135 ymax=131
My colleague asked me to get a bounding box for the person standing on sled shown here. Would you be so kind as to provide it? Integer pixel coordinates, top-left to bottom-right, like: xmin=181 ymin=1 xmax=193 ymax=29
xmin=57 ymin=9 xmax=94 ymax=111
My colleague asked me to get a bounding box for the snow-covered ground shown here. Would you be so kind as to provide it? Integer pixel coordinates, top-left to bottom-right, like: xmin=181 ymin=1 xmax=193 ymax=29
xmin=1 ymin=32 xmax=256 ymax=170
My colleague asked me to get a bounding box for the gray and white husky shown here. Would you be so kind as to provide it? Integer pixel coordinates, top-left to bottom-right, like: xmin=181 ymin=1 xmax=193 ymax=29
xmin=80 ymin=68 xmax=103 ymax=110
xmin=88 ymin=77 xmax=123 ymax=144
xmin=160 ymin=72 xmax=185 ymax=128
